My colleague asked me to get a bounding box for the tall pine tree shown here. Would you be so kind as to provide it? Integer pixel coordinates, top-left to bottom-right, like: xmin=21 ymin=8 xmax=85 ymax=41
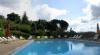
xmin=22 ymin=12 xmax=28 ymax=24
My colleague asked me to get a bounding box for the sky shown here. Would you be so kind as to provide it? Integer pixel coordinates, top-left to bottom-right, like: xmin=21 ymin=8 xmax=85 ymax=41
xmin=0 ymin=0 xmax=100 ymax=32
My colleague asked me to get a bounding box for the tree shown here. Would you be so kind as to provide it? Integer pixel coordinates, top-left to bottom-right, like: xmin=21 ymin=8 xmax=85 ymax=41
xmin=48 ymin=19 xmax=69 ymax=32
xmin=36 ymin=29 xmax=45 ymax=36
xmin=7 ymin=12 xmax=20 ymax=23
xmin=60 ymin=20 xmax=69 ymax=31
xmin=35 ymin=19 xmax=47 ymax=30
xmin=0 ymin=15 xmax=5 ymax=28
xmin=4 ymin=20 xmax=11 ymax=37
xmin=31 ymin=22 xmax=36 ymax=31
xmin=33 ymin=19 xmax=47 ymax=36
xmin=0 ymin=15 xmax=5 ymax=19
xmin=0 ymin=31 xmax=4 ymax=37
xmin=22 ymin=12 xmax=28 ymax=24
xmin=49 ymin=19 xmax=59 ymax=31
xmin=69 ymin=28 xmax=76 ymax=37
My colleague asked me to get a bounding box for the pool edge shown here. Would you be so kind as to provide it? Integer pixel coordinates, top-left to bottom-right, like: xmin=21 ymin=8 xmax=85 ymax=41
xmin=8 ymin=40 xmax=33 ymax=55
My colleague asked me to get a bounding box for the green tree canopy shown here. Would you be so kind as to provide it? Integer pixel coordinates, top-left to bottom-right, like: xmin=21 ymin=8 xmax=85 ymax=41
xmin=0 ymin=15 xmax=5 ymax=19
xmin=48 ymin=19 xmax=69 ymax=32
xmin=60 ymin=20 xmax=69 ymax=30
xmin=7 ymin=12 xmax=20 ymax=23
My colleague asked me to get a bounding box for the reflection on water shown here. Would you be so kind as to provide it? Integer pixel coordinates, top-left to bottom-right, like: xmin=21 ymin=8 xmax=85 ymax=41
xmin=12 ymin=40 xmax=100 ymax=55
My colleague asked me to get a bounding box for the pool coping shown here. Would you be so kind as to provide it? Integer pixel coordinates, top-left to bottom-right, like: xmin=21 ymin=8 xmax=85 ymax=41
xmin=34 ymin=39 xmax=100 ymax=44
xmin=8 ymin=40 xmax=33 ymax=55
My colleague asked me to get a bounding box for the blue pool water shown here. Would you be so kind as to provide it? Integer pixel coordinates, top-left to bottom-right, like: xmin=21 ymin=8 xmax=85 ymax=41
xmin=11 ymin=39 xmax=100 ymax=55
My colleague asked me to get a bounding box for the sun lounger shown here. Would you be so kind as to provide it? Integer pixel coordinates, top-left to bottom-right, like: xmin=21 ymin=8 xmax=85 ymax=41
xmin=75 ymin=35 xmax=82 ymax=39
xmin=44 ymin=36 xmax=48 ymax=39
xmin=0 ymin=37 xmax=4 ymax=42
xmin=64 ymin=35 xmax=67 ymax=38
xmin=50 ymin=36 xmax=53 ymax=39
xmin=2 ymin=37 xmax=7 ymax=41
xmin=72 ymin=35 xmax=77 ymax=38
xmin=71 ymin=35 xmax=82 ymax=39
xmin=78 ymin=35 xmax=82 ymax=39
xmin=58 ymin=35 xmax=61 ymax=38
xmin=93 ymin=34 xmax=99 ymax=40
xmin=7 ymin=37 xmax=13 ymax=41
xmin=37 ymin=36 xmax=41 ymax=39
xmin=28 ymin=36 xmax=32 ymax=40
xmin=0 ymin=37 xmax=4 ymax=41
xmin=11 ymin=36 xmax=18 ymax=40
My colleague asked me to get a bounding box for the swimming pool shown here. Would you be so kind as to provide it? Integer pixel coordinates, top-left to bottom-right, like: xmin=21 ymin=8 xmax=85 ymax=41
xmin=11 ymin=39 xmax=100 ymax=55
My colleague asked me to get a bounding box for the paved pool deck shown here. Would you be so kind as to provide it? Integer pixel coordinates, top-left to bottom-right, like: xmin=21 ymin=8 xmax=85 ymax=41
xmin=0 ymin=40 xmax=30 ymax=55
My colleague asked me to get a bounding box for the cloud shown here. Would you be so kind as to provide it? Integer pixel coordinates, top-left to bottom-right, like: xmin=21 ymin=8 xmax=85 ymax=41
xmin=35 ymin=4 xmax=68 ymax=20
xmin=0 ymin=0 xmax=68 ymax=21
xmin=74 ymin=21 xmax=97 ymax=32
xmin=91 ymin=5 xmax=100 ymax=19
xmin=0 ymin=0 xmax=97 ymax=32
xmin=65 ymin=15 xmax=99 ymax=32
xmin=83 ymin=0 xmax=100 ymax=20
xmin=63 ymin=0 xmax=100 ymax=32
xmin=66 ymin=0 xmax=100 ymax=32
xmin=0 ymin=5 xmax=15 ymax=17
xmin=67 ymin=18 xmax=97 ymax=32
xmin=0 ymin=0 xmax=20 ymax=8
xmin=71 ymin=0 xmax=100 ymax=32
xmin=0 ymin=0 xmax=32 ymax=18
xmin=85 ymin=0 xmax=100 ymax=6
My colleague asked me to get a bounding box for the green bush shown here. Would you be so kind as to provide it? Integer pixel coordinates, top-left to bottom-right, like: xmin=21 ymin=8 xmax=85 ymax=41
xmin=12 ymin=30 xmax=30 ymax=39
xmin=0 ymin=31 xmax=4 ymax=37
xmin=36 ymin=29 xmax=45 ymax=36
